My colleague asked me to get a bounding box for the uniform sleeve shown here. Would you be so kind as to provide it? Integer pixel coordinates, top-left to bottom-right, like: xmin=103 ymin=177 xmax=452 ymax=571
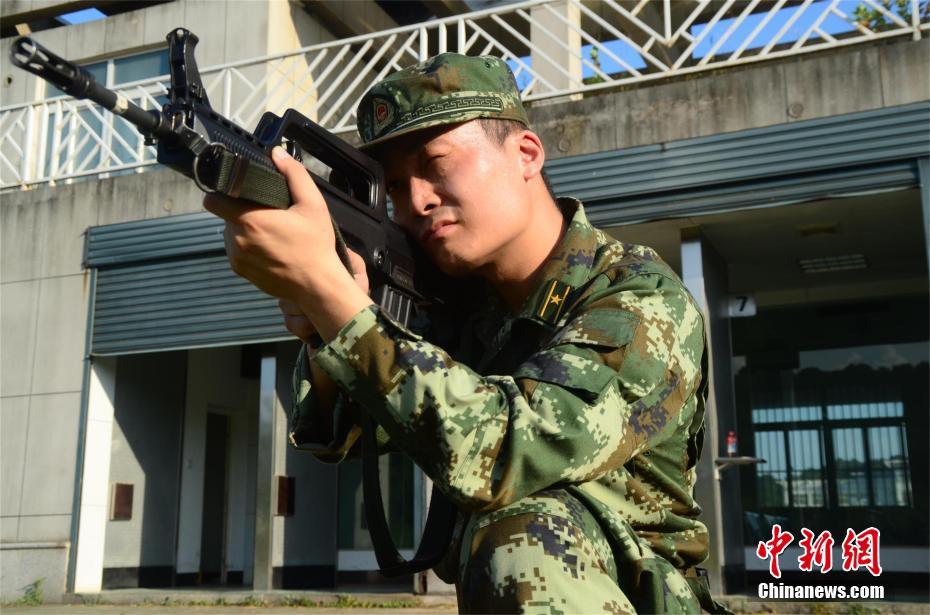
xmin=289 ymin=344 xmax=394 ymax=462
xmin=313 ymin=272 xmax=706 ymax=513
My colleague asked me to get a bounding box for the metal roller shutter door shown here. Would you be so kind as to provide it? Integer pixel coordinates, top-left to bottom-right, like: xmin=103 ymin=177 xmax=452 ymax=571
xmin=86 ymin=213 xmax=289 ymax=355
xmin=546 ymin=102 xmax=929 ymax=226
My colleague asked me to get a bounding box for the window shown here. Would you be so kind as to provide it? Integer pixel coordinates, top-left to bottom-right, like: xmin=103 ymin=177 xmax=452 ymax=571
xmin=832 ymin=423 xmax=912 ymax=507
xmin=753 ymin=403 xmax=912 ymax=510
xmin=43 ymin=49 xmax=169 ymax=179
xmin=753 ymin=428 xmax=831 ymax=508
xmin=45 ymin=49 xmax=169 ymax=98
xmin=733 ymin=288 xmax=927 ymax=547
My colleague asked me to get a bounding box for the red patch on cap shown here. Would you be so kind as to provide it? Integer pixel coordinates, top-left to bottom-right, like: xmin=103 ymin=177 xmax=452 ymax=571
xmin=375 ymin=102 xmax=388 ymax=122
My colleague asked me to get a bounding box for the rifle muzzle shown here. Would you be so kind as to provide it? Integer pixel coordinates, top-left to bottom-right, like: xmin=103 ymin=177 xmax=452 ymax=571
xmin=11 ymin=37 xmax=97 ymax=98
xmin=10 ymin=36 xmax=161 ymax=135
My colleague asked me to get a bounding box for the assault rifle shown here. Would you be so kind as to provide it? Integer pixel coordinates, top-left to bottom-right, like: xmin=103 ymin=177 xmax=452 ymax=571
xmin=11 ymin=28 xmax=456 ymax=579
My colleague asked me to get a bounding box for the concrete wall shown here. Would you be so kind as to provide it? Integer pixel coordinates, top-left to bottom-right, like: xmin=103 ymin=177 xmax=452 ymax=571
xmin=1 ymin=181 xmax=91 ymax=602
xmin=0 ymin=169 xmax=206 ymax=598
xmin=529 ymin=38 xmax=930 ymax=160
xmin=0 ymin=542 xmax=69 ymax=602
xmin=103 ymin=351 xmax=186 ymax=573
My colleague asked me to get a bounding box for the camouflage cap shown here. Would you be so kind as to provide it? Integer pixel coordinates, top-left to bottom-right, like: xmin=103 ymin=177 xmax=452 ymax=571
xmin=356 ymin=52 xmax=528 ymax=150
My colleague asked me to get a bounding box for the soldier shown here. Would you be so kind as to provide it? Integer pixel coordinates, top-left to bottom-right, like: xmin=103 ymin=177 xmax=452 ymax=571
xmin=205 ymin=54 xmax=725 ymax=614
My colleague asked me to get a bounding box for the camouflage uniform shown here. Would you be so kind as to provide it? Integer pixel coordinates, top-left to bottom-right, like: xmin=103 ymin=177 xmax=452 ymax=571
xmin=291 ymin=198 xmax=710 ymax=614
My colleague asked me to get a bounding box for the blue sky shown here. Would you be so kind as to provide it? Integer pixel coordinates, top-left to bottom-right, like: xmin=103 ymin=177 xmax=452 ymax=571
xmin=506 ymin=0 xmax=895 ymax=89
xmin=57 ymin=8 xmax=106 ymax=25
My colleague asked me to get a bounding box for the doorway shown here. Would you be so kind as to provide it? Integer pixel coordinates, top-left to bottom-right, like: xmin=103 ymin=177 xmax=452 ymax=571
xmin=200 ymin=412 xmax=230 ymax=584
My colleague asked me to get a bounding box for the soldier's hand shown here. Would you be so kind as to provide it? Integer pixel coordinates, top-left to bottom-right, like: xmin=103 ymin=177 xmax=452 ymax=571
xmin=204 ymin=146 xmax=373 ymax=342
xmin=203 ymin=147 xmax=342 ymax=304
xmin=278 ymin=248 xmax=369 ymax=344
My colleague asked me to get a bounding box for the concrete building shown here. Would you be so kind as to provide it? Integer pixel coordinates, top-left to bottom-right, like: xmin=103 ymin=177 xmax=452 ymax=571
xmin=1 ymin=0 xmax=927 ymax=603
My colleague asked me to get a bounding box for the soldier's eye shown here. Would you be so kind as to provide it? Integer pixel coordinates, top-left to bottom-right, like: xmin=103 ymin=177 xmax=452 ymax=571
xmin=425 ymin=154 xmax=446 ymax=172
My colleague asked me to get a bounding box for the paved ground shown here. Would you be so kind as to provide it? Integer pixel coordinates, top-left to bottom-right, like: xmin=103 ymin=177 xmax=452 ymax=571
xmin=3 ymin=600 xmax=930 ymax=614
xmin=5 ymin=597 xmax=930 ymax=614
xmin=2 ymin=588 xmax=927 ymax=614
xmin=0 ymin=608 xmax=446 ymax=614
xmin=1 ymin=587 xmax=458 ymax=614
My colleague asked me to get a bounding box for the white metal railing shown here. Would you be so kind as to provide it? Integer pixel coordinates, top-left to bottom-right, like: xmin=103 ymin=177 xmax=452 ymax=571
xmin=2 ymin=0 xmax=927 ymax=190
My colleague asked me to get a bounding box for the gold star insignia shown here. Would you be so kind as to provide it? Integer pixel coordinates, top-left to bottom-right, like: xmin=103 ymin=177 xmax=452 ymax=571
xmin=538 ymin=280 xmax=573 ymax=324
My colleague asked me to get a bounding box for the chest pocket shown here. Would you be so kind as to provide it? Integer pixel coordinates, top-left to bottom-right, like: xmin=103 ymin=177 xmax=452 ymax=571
xmin=512 ymin=310 xmax=639 ymax=402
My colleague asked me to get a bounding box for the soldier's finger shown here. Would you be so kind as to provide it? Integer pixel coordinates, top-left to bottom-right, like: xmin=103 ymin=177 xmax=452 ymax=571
xmin=270 ymin=146 xmax=326 ymax=215
xmin=347 ymin=249 xmax=366 ymax=274
xmin=283 ymin=313 xmax=317 ymax=343
xmin=345 ymin=249 xmax=370 ymax=293
xmin=203 ymin=192 xmax=239 ymax=221
xmin=278 ymin=298 xmax=305 ymax=317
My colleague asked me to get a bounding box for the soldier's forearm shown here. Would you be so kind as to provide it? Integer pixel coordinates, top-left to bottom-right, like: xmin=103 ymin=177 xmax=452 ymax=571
xmin=297 ymin=270 xmax=375 ymax=343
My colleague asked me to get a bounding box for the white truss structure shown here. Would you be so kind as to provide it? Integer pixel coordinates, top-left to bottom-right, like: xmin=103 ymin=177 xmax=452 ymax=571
xmin=2 ymin=0 xmax=927 ymax=190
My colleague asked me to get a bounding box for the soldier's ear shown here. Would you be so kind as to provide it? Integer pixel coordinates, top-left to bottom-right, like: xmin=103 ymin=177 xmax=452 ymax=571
xmin=516 ymin=130 xmax=545 ymax=182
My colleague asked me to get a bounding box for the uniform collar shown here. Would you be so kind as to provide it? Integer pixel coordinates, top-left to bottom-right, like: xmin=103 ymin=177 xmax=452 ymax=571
xmin=463 ymin=198 xmax=599 ymax=336
xmin=515 ymin=197 xmax=599 ymax=327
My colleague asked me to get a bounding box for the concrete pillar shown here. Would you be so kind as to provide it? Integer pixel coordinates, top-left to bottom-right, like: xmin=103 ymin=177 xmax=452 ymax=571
xmin=681 ymin=232 xmax=746 ymax=594
xmin=71 ymin=356 xmax=118 ymax=593
xmin=529 ymin=0 xmax=583 ymax=101
xmin=252 ymin=347 xmax=278 ymax=590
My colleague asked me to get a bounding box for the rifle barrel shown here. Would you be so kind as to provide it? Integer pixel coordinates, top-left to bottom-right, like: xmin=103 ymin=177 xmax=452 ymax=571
xmin=11 ymin=37 xmax=161 ymax=135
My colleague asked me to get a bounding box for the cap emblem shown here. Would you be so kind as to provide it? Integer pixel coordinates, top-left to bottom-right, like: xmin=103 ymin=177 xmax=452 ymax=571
xmin=372 ymin=97 xmax=394 ymax=135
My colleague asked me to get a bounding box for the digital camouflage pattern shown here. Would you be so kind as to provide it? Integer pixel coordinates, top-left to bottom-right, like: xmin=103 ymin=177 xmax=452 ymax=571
xmin=356 ymin=52 xmax=529 ymax=150
xmin=455 ymin=487 xmax=702 ymax=614
xmin=291 ymin=199 xmax=710 ymax=613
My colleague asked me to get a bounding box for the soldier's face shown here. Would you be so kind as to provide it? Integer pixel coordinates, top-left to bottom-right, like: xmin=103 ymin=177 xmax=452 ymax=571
xmin=378 ymin=121 xmax=533 ymax=276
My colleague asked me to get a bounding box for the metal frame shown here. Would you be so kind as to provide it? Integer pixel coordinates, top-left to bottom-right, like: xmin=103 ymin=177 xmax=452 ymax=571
xmin=2 ymin=0 xmax=928 ymax=190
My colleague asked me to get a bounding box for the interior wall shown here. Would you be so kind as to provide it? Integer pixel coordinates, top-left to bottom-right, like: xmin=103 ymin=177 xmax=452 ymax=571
xmin=175 ymin=346 xmax=259 ymax=581
xmin=103 ymin=351 xmax=186 ymax=585
xmin=276 ymin=341 xmax=339 ymax=587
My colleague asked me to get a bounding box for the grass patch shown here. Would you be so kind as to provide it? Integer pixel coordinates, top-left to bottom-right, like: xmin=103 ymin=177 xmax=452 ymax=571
xmin=39 ymin=591 xmax=426 ymax=610
xmin=236 ymin=595 xmax=268 ymax=607
xmin=327 ymin=594 xmax=422 ymax=608
xmin=13 ymin=579 xmax=44 ymax=606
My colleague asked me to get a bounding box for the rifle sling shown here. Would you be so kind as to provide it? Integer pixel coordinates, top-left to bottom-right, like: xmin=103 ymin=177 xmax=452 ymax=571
xmin=361 ymin=410 xmax=458 ymax=577
xmin=206 ymin=146 xmax=292 ymax=208
xmin=204 ymin=147 xmax=354 ymax=269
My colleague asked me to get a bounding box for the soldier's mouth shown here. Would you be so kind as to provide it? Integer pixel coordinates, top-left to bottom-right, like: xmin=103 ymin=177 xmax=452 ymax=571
xmin=421 ymin=220 xmax=457 ymax=243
